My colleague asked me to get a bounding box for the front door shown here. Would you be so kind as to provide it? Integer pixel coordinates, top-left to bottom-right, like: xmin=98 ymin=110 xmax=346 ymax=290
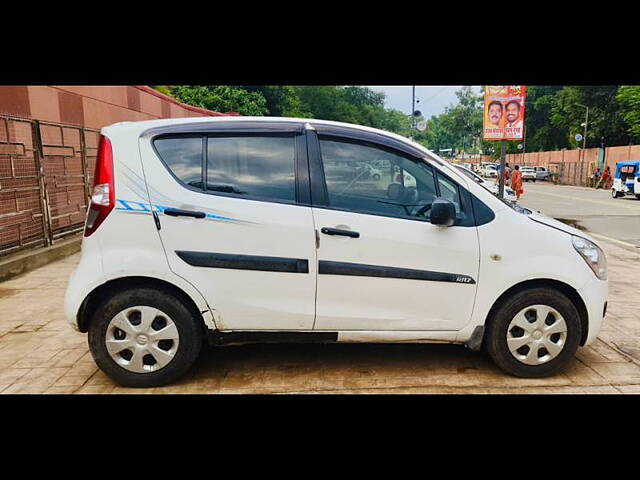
xmin=310 ymin=132 xmax=480 ymax=332
xmin=138 ymin=124 xmax=317 ymax=331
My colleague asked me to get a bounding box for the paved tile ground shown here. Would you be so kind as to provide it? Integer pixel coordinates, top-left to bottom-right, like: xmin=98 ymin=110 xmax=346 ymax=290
xmin=1 ymin=239 xmax=639 ymax=394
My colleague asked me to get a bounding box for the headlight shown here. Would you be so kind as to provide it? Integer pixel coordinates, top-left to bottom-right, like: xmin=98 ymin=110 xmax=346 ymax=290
xmin=572 ymin=236 xmax=607 ymax=280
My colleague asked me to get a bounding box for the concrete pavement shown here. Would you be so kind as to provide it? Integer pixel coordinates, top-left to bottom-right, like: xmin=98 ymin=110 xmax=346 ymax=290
xmin=0 ymin=234 xmax=639 ymax=393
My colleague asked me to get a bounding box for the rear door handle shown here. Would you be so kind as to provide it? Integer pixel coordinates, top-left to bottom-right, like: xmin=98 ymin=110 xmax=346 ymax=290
xmin=321 ymin=227 xmax=360 ymax=238
xmin=163 ymin=208 xmax=206 ymax=219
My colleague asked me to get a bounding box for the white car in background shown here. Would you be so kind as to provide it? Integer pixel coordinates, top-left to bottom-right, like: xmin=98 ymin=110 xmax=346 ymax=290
xmin=455 ymin=165 xmax=517 ymax=202
xmin=521 ymin=167 xmax=537 ymax=182
xmin=481 ymin=164 xmax=498 ymax=178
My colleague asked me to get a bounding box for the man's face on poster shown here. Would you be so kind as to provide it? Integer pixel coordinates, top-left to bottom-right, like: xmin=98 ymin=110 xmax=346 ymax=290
xmin=506 ymin=102 xmax=520 ymax=124
xmin=488 ymin=103 xmax=502 ymax=126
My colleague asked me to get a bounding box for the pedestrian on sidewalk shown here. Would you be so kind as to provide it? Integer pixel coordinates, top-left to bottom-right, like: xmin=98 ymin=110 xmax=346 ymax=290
xmin=503 ymin=162 xmax=511 ymax=186
xmin=601 ymin=166 xmax=613 ymax=190
xmin=511 ymin=165 xmax=524 ymax=201
xmin=592 ymin=167 xmax=601 ymax=188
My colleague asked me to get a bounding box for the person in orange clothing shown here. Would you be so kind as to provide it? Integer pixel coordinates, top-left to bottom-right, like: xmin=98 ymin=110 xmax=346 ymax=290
xmin=601 ymin=166 xmax=613 ymax=189
xmin=511 ymin=165 xmax=524 ymax=201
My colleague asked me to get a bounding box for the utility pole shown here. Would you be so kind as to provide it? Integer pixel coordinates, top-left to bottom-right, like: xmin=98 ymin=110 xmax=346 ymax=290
xmin=576 ymin=104 xmax=589 ymax=185
xmin=411 ymin=85 xmax=416 ymax=139
xmin=499 ymin=141 xmax=506 ymax=198
xmin=576 ymin=104 xmax=589 ymax=150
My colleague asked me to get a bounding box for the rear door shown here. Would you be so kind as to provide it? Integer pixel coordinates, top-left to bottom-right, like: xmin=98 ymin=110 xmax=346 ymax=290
xmin=138 ymin=122 xmax=317 ymax=331
xmin=308 ymin=126 xmax=480 ymax=332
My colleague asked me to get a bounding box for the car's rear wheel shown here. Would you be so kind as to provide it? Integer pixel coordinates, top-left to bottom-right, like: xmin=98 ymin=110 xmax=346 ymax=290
xmin=612 ymin=189 xmax=621 ymax=198
xmin=88 ymin=287 xmax=203 ymax=387
xmin=485 ymin=287 xmax=581 ymax=377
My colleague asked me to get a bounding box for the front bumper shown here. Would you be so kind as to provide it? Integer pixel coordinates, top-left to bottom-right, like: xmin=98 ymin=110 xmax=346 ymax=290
xmin=577 ymin=275 xmax=608 ymax=346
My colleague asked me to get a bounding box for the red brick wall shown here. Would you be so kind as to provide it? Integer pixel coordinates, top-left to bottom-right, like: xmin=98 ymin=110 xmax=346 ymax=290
xmin=0 ymin=86 xmax=234 ymax=129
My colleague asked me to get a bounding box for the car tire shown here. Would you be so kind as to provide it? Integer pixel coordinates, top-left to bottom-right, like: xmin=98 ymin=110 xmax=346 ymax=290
xmin=485 ymin=287 xmax=582 ymax=378
xmin=372 ymin=173 xmax=381 ymax=181
xmin=88 ymin=287 xmax=204 ymax=387
xmin=612 ymin=189 xmax=621 ymax=198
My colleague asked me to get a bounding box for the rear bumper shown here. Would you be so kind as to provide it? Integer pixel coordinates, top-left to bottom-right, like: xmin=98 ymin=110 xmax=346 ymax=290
xmin=64 ymin=242 xmax=106 ymax=331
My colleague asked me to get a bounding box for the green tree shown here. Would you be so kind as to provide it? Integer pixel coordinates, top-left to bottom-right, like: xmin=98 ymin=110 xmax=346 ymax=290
xmin=550 ymin=86 xmax=629 ymax=148
xmin=616 ymin=86 xmax=640 ymax=142
xmin=522 ymin=86 xmax=566 ymax=152
xmin=241 ymin=86 xmax=310 ymax=117
xmin=151 ymin=86 xmax=173 ymax=97
xmin=170 ymin=86 xmax=269 ymax=116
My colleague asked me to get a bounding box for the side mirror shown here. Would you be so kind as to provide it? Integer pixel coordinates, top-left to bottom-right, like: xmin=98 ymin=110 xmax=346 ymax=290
xmin=430 ymin=198 xmax=457 ymax=227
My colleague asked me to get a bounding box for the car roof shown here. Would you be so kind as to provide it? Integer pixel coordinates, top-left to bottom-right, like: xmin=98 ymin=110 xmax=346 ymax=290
xmin=104 ymin=115 xmax=420 ymax=149
xmin=104 ymin=115 xmax=454 ymax=167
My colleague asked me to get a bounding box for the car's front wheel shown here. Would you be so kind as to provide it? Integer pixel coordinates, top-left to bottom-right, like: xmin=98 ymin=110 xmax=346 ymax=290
xmin=88 ymin=287 xmax=203 ymax=387
xmin=485 ymin=287 xmax=582 ymax=377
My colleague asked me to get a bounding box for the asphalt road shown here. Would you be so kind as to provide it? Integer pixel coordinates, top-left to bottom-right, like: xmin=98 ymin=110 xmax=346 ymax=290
xmin=516 ymin=182 xmax=640 ymax=248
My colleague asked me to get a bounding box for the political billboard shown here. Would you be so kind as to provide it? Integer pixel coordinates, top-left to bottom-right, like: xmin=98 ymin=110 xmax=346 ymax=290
xmin=483 ymin=86 xmax=527 ymax=141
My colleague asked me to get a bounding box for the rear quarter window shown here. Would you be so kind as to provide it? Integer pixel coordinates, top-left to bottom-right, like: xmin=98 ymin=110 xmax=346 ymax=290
xmin=153 ymin=136 xmax=203 ymax=188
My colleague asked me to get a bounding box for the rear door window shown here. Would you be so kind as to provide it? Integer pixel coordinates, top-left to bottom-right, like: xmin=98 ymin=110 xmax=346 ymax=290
xmin=153 ymin=133 xmax=298 ymax=204
xmin=206 ymin=135 xmax=296 ymax=202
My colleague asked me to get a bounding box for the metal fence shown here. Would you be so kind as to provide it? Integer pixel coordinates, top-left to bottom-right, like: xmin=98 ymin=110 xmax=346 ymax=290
xmin=0 ymin=114 xmax=99 ymax=257
xmin=548 ymin=161 xmax=590 ymax=187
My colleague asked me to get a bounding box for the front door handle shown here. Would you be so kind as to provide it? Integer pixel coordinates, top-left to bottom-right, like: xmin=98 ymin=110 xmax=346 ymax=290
xmin=320 ymin=227 xmax=360 ymax=238
xmin=164 ymin=208 xmax=206 ymax=219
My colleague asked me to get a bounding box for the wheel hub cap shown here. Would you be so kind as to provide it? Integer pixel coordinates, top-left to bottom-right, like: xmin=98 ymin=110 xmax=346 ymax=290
xmin=105 ymin=306 xmax=180 ymax=374
xmin=506 ymin=304 xmax=568 ymax=366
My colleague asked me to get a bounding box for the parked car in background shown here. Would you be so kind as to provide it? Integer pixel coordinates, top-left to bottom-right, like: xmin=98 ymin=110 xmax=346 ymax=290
xmin=481 ymin=164 xmax=498 ymax=178
xmin=611 ymin=161 xmax=640 ymax=199
xmin=534 ymin=166 xmax=551 ymax=181
xmin=454 ymin=165 xmax=517 ymax=202
xmin=521 ymin=167 xmax=537 ymax=182
xmin=65 ymin=116 xmax=608 ymax=387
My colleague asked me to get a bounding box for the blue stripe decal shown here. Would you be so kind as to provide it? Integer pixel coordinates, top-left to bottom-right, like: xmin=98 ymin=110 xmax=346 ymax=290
xmin=115 ymin=199 xmax=236 ymax=222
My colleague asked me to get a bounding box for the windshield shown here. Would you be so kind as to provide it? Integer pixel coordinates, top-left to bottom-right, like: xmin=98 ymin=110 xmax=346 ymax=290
xmin=455 ymin=166 xmax=483 ymax=183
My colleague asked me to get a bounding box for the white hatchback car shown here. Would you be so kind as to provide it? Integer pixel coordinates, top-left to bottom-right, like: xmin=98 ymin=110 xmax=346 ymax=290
xmin=521 ymin=167 xmax=537 ymax=182
xmin=65 ymin=117 xmax=608 ymax=387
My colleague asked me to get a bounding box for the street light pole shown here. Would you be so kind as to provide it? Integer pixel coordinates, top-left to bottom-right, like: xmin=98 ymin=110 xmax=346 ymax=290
xmin=576 ymin=103 xmax=589 ymax=150
xmin=410 ymin=85 xmax=417 ymax=141
xmin=576 ymin=103 xmax=589 ymax=186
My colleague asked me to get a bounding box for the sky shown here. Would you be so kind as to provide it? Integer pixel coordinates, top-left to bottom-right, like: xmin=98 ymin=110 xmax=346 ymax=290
xmin=368 ymin=86 xmax=481 ymax=119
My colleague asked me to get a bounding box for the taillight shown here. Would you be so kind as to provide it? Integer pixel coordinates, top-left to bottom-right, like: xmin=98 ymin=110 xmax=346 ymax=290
xmin=84 ymin=135 xmax=115 ymax=237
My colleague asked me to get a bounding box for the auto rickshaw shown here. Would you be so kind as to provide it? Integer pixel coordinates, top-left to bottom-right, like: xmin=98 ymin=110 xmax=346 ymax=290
xmin=611 ymin=161 xmax=640 ymax=199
